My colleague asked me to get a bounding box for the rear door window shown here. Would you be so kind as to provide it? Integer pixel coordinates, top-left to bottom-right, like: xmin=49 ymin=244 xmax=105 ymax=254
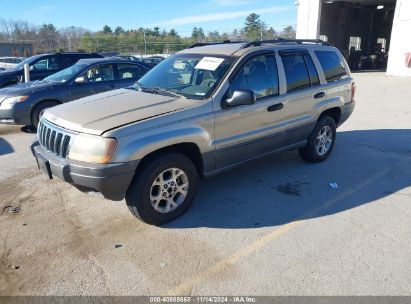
xmin=280 ymin=53 xmax=311 ymax=92
xmin=315 ymin=50 xmax=348 ymax=82
xmin=117 ymin=63 xmax=146 ymax=80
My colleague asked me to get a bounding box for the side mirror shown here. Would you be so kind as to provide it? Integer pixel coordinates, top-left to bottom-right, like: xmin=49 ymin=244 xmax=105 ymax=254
xmin=29 ymin=65 xmax=35 ymax=71
xmin=75 ymin=76 xmax=85 ymax=84
xmin=223 ymin=89 xmax=256 ymax=108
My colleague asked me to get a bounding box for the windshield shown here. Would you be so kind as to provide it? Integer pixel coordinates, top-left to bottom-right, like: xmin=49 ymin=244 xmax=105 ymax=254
xmin=136 ymin=54 xmax=235 ymax=99
xmin=44 ymin=64 xmax=87 ymax=83
xmin=14 ymin=57 xmax=37 ymax=70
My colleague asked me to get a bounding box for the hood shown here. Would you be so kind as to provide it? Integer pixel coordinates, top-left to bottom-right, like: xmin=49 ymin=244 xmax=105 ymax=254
xmin=43 ymin=88 xmax=200 ymax=135
xmin=0 ymin=80 xmax=58 ymax=96
xmin=0 ymin=69 xmax=21 ymax=84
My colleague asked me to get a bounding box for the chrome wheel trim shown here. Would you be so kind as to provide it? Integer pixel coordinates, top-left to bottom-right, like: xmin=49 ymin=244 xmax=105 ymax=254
xmin=315 ymin=125 xmax=333 ymax=156
xmin=150 ymin=168 xmax=189 ymax=213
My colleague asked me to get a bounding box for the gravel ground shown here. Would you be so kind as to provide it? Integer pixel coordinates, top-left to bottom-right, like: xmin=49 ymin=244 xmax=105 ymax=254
xmin=0 ymin=72 xmax=410 ymax=296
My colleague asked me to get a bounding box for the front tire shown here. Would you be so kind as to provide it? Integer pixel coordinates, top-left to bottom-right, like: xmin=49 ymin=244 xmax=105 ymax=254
xmin=299 ymin=116 xmax=336 ymax=163
xmin=126 ymin=153 xmax=199 ymax=225
xmin=31 ymin=101 xmax=59 ymax=128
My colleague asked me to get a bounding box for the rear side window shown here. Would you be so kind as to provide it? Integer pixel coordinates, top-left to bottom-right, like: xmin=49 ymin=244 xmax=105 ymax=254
xmin=281 ymin=53 xmax=311 ymax=92
xmin=60 ymin=56 xmax=78 ymax=69
xmin=303 ymin=54 xmax=320 ymax=86
xmin=315 ymin=50 xmax=348 ymax=82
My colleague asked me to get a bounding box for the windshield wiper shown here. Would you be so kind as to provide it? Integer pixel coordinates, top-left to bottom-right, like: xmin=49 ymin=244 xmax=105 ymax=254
xmin=135 ymin=82 xmax=184 ymax=98
xmin=134 ymin=81 xmax=144 ymax=91
xmin=148 ymin=87 xmax=185 ymax=98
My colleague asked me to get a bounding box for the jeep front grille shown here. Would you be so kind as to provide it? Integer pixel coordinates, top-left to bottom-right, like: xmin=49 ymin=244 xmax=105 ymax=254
xmin=37 ymin=120 xmax=74 ymax=158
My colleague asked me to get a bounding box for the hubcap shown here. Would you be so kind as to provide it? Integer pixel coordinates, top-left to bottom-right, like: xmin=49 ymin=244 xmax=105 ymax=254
xmin=150 ymin=168 xmax=189 ymax=213
xmin=315 ymin=125 xmax=333 ymax=156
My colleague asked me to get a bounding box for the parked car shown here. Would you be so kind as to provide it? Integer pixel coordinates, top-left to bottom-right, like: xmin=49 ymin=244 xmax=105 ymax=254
xmin=144 ymin=55 xmax=166 ymax=65
xmin=0 ymin=57 xmax=25 ymax=70
xmin=117 ymin=56 xmax=159 ymax=69
xmin=0 ymin=52 xmax=103 ymax=88
xmin=31 ymin=39 xmax=355 ymax=225
xmin=0 ymin=58 xmax=150 ymax=126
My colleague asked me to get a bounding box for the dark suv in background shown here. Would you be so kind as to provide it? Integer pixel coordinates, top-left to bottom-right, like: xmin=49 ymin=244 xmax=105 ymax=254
xmin=0 ymin=52 xmax=103 ymax=88
xmin=0 ymin=57 xmax=151 ymax=127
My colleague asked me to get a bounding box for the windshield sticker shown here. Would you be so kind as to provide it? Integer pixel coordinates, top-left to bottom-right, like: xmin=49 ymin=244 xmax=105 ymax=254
xmin=195 ymin=92 xmax=206 ymax=96
xmin=195 ymin=57 xmax=225 ymax=71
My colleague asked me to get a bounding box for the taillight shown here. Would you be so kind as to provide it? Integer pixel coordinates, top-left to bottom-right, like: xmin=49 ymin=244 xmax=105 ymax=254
xmin=351 ymin=82 xmax=356 ymax=101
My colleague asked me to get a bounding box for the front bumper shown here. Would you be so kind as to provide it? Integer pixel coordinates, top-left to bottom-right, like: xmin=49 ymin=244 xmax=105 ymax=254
xmin=31 ymin=141 xmax=139 ymax=201
xmin=0 ymin=102 xmax=31 ymax=125
xmin=0 ymin=108 xmax=15 ymax=124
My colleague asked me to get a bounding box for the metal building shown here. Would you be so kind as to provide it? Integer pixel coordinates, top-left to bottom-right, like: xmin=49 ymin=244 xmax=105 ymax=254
xmin=0 ymin=42 xmax=33 ymax=57
xmin=296 ymin=0 xmax=411 ymax=76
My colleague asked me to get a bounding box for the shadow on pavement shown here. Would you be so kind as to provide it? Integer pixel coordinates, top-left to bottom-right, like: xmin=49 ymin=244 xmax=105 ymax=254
xmin=21 ymin=125 xmax=37 ymax=133
xmin=165 ymin=129 xmax=411 ymax=229
xmin=0 ymin=138 xmax=14 ymax=155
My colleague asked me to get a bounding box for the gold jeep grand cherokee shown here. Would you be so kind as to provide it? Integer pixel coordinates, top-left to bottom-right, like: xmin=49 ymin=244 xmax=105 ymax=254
xmin=31 ymin=39 xmax=355 ymax=225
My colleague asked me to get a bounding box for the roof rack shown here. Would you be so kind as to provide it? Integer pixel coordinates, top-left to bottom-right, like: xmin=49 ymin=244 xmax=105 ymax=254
xmin=241 ymin=38 xmax=329 ymax=49
xmin=187 ymin=40 xmax=246 ymax=49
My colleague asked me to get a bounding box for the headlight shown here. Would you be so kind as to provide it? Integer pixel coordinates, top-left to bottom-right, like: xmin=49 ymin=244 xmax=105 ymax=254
xmin=0 ymin=96 xmax=29 ymax=109
xmin=68 ymin=134 xmax=117 ymax=164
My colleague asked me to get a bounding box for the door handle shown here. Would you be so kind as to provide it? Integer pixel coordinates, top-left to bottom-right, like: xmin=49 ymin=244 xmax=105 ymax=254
xmin=267 ymin=103 xmax=284 ymax=112
xmin=314 ymin=92 xmax=325 ymax=99
xmin=110 ymin=83 xmax=117 ymax=88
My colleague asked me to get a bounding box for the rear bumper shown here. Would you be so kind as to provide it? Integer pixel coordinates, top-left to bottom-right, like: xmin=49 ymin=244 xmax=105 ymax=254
xmin=31 ymin=140 xmax=139 ymax=201
xmin=338 ymin=101 xmax=355 ymax=127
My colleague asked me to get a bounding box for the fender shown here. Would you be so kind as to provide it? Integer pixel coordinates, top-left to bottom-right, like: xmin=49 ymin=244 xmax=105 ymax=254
xmin=314 ymin=96 xmax=345 ymax=119
xmin=113 ymin=125 xmax=215 ymax=172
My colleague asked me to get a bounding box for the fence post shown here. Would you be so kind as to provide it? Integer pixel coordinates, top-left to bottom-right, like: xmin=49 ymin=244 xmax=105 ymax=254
xmin=23 ymin=64 xmax=30 ymax=82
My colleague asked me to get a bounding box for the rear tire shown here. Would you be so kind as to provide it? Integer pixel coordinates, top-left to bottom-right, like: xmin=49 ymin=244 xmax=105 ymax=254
xmin=299 ymin=116 xmax=336 ymax=163
xmin=31 ymin=101 xmax=59 ymax=128
xmin=126 ymin=153 xmax=199 ymax=225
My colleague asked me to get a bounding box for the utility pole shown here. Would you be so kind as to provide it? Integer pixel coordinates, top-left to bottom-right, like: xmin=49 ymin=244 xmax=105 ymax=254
xmin=143 ymin=31 xmax=147 ymax=56
xmin=68 ymin=35 xmax=72 ymax=52
xmin=260 ymin=22 xmax=263 ymax=41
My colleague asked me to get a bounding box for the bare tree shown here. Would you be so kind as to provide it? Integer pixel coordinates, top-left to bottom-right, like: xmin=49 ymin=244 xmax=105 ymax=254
xmin=59 ymin=26 xmax=88 ymax=51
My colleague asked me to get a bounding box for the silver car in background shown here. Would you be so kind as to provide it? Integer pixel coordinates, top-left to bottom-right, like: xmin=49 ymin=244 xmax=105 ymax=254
xmin=0 ymin=57 xmax=25 ymax=70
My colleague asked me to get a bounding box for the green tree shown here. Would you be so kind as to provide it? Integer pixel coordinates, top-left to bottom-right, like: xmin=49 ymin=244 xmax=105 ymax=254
xmin=264 ymin=27 xmax=278 ymax=39
xmin=191 ymin=27 xmax=205 ymax=42
xmin=102 ymin=25 xmax=112 ymax=35
xmin=206 ymin=30 xmax=221 ymax=42
xmin=169 ymin=29 xmax=178 ymax=37
xmin=114 ymin=26 xmax=125 ymax=36
xmin=38 ymin=23 xmax=59 ymax=52
xmin=280 ymin=26 xmax=296 ymax=39
xmin=243 ymin=13 xmax=262 ymax=41
xmin=153 ymin=27 xmax=161 ymax=37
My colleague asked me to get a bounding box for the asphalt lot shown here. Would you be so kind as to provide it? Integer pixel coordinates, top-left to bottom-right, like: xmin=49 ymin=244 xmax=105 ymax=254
xmin=0 ymin=72 xmax=410 ymax=296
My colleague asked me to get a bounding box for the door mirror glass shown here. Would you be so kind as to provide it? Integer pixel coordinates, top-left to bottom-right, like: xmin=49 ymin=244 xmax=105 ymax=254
xmin=75 ymin=76 xmax=85 ymax=84
xmin=223 ymin=89 xmax=256 ymax=108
